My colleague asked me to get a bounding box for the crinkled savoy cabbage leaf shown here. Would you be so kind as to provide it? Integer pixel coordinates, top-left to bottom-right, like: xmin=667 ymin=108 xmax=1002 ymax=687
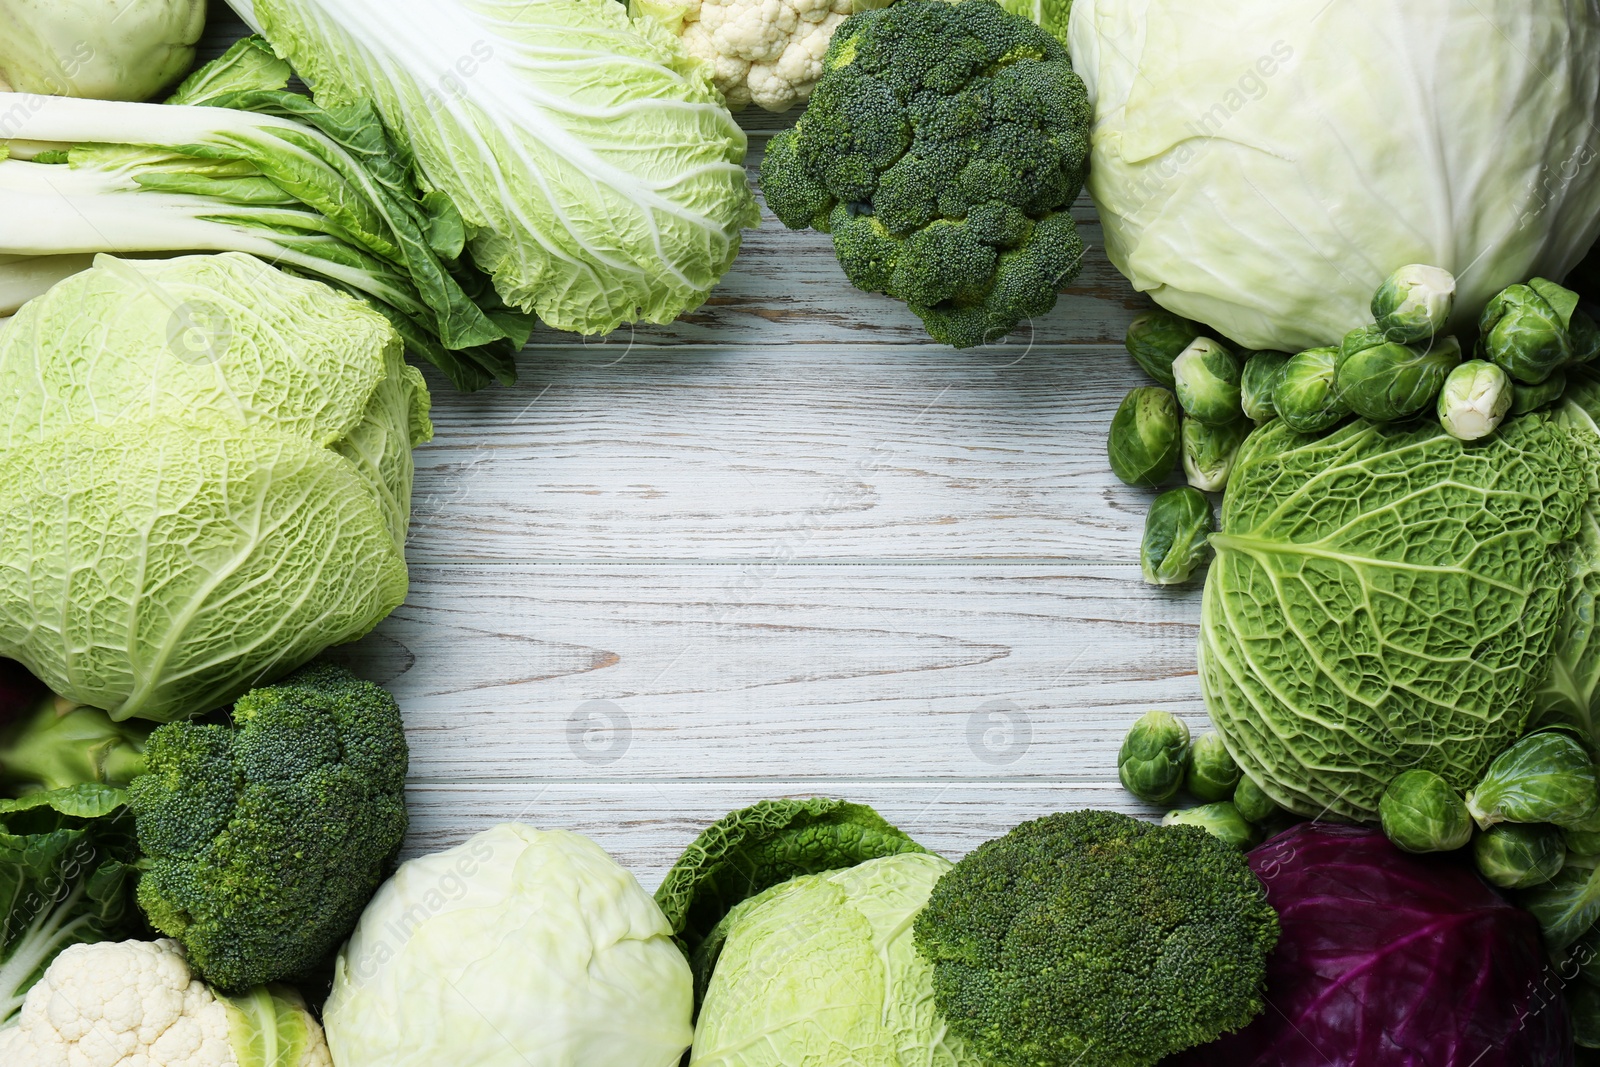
xmin=1200 ymin=416 xmax=1587 ymax=821
xmin=0 ymin=254 xmax=422 ymax=723
xmin=1537 ymin=374 xmax=1600 ymax=742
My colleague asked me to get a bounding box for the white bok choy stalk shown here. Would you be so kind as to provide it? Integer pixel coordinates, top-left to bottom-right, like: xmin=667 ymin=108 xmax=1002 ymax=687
xmin=0 ymin=38 xmax=530 ymax=389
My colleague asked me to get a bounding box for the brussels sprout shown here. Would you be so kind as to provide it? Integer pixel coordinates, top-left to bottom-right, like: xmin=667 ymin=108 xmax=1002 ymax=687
xmin=1567 ymin=823 xmax=1600 ymax=859
xmin=1466 ymin=732 xmax=1600 ymax=830
xmin=1379 ymin=769 xmax=1473 ymax=853
xmin=1371 ymin=263 xmax=1457 ymax=344
xmin=1185 ymin=732 xmax=1241 ymax=802
xmin=1437 ymin=359 xmax=1513 ymax=441
xmin=1478 ymin=279 xmax=1580 ymax=384
xmin=1275 ymin=346 xmax=1351 ymax=433
xmin=1240 ymin=351 xmax=1291 ymax=422
xmin=1117 ymin=710 xmax=1191 ymax=804
xmin=1570 ymin=922 xmax=1600 ymax=987
xmin=1171 ymin=338 xmax=1244 ymax=426
xmin=1572 ymin=309 xmax=1600 ymax=367
xmin=1125 ymin=309 xmax=1202 ymax=388
xmin=1335 ymin=331 xmax=1461 ymax=422
xmin=1472 ymin=823 xmax=1566 ymax=888
xmin=1141 ymin=487 xmax=1214 ymax=586
xmin=1511 ymin=371 xmax=1568 ymax=415
xmin=1162 ymin=802 xmax=1257 ymax=849
xmin=1181 ymin=418 xmax=1250 ymax=493
xmin=1107 ymin=387 xmax=1182 ymax=488
xmin=1233 ymin=774 xmax=1278 ymax=824
xmin=1569 ymin=978 xmax=1600 ymax=1049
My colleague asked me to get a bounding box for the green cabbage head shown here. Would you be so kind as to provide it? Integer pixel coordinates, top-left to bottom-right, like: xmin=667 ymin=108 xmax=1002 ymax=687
xmin=1068 ymin=0 xmax=1600 ymax=352
xmin=691 ymin=851 xmax=982 ymax=1067
xmin=0 ymin=252 xmax=430 ymax=722
xmin=325 ymin=823 xmax=694 ymax=1067
xmin=1200 ymin=415 xmax=1588 ymax=821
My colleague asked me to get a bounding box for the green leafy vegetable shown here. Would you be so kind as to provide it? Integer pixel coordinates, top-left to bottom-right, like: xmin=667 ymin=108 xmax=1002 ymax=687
xmin=1240 ymin=351 xmax=1290 ymax=423
xmin=0 ymin=785 xmax=142 ymax=1024
xmin=0 ymin=0 xmax=205 ymax=102
xmin=1182 ymin=417 xmax=1249 ymax=493
xmin=1537 ymin=376 xmax=1600 ymax=740
xmin=129 ymin=662 xmax=409 ymax=991
xmin=1371 ymin=264 xmax=1456 ymax=344
xmin=1185 ymin=732 xmax=1240 ymax=803
xmin=1117 ymin=710 xmax=1190 ymax=804
xmin=1232 ymin=775 xmax=1277 ymax=824
xmin=1438 ymin=359 xmax=1513 ymax=441
xmin=1513 ymin=371 xmax=1570 ymax=415
xmin=1200 ymin=416 xmax=1587 ymax=820
xmin=1273 ymin=346 xmax=1349 ymax=433
xmin=654 ymin=797 xmax=926 ymax=997
xmin=1519 ymin=858 xmax=1600 ymax=952
xmin=1473 ymin=823 xmax=1565 ymax=889
xmin=1334 ymin=332 xmax=1460 ymax=423
xmin=1172 ymin=338 xmax=1243 ymax=426
xmin=1163 ymin=801 xmax=1257 ymax=849
xmin=1480 ymin=278 xmax=1583 ymax=385
xmin=760 ymin=0 xmax=1090 ymax=348
xmin=689 ymin=852 xmax=981 ymax=1067
xmin=1069 ymin=0 xmax=1600 ymax=354
xmin=913 ymin=810 xmax=1278 ymax=1067
xmin=1108 ymin=386 xmax=1181 ymax=487
xmin=1378 ymin=769 xmax=1472 ymax=854
xmin=240 ymin=0 xmax=760 ymax=336
xmin=0 ymin=699 xmax=151 ymax=796
xmin=1125 ymin=309 xmax=1200 ymax=388
xmin=1464 ymin=731 xmax=1599 ymax=830
xmin=1141 ymin=487 xmax=1214 ymax=586
xmin=325 ymin=823 xmax=693 ymax=1067
xmin=0 ymin=253 xmax=424 ymax=723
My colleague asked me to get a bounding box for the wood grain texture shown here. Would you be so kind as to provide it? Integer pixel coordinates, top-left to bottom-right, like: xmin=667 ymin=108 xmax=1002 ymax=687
xmin=198 ymin=2 xmax=1200 ymax=868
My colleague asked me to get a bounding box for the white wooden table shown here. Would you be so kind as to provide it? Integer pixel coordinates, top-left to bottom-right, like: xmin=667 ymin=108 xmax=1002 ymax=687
xmin=205 ymin=7 xmax=1196 ymax=889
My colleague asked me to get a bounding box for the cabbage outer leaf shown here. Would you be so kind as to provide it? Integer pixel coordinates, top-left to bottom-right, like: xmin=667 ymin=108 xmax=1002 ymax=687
xmin=1538 ymin=375 xmax=1600 ymax=741
xmin=1068 ymin=0 xmax=1600 ymax=352
xmin=1200 ymin=416 xmax=1586 ymax=820
xmin=247 ymin=0 xmax=761 ymax=335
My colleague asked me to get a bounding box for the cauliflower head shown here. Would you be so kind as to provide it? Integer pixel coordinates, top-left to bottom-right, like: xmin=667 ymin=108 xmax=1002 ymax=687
xmin=633 ymin=0 xmax=888 ymax=111
xmin=0 ymin=940 xmax=331 ymax=1067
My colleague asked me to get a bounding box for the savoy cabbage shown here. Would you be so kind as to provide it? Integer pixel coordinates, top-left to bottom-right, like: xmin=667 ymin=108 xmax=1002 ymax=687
xmin=1200 ymin=415 xmax=1588 ymax=821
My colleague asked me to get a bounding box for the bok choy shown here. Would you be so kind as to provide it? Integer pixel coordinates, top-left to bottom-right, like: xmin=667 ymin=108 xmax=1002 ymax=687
xmin=0 ymin=39 xmax=529 ymax=389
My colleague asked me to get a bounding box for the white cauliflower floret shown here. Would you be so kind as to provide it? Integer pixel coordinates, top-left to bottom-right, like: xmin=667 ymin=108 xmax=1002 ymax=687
xmin=0 ymin=940 xmax=332 ymax=1067
xmin=641 ymin=0 xmax=883 ymax=112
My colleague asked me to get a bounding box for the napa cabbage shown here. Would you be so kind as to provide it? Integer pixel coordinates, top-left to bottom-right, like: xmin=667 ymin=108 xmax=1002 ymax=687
xmin=0 ymin=253 xmax=428 ymax=723
xmin=229 ymin=0 xmax=762 ymax=336
xmin=1068 ymin=0 xmax=1600 ymax=352
xmin=1199 ymin=415 xmax=1589 ymax=821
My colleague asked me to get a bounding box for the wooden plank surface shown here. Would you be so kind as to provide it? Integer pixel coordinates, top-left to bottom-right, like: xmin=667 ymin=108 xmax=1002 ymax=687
xmin=198 ymin=4 xmax=1192 ymax=887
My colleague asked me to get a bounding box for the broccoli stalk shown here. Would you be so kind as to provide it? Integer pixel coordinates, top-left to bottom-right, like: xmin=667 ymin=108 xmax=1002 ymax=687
xmin=912 ymin=809 xmax=1279 ymax=1067
xmin=128 ymin=662 xmax=409 ymax=992
xmin=760 ymin=0 xmax=1090 ymax=348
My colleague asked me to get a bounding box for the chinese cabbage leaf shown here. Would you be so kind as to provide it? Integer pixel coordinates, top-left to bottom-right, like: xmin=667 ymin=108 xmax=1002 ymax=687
xmin=232 ymin=0 xmax=761 ymax=335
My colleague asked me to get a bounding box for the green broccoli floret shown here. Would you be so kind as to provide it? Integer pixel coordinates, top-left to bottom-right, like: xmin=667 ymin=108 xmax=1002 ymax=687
xmin=912 ymin=810 xmax=1279 ymax=1067
xmin=128 ymin=662 xmax=408 ymax=992
xmin=760 ymin=0 xmax=1090 ymax=348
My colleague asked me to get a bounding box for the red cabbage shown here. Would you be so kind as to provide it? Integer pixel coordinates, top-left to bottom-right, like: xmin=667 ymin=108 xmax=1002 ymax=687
xmin=1169 ymin=823 xmax=1571 ymax=1067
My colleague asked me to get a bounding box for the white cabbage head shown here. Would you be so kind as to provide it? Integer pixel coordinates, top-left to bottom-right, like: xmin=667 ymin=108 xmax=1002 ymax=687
xmin=325 ymin=823 xmax=694 ymax=1067
xmin=690 ymin=851 xmax=982 ymax=1067
xmin=1068 ymin=0 xmax=1600 ymax=352
xmin=0 ymin=0 xmax=207 ymax=102
xmin=0 ymin=253 xmax=429 ymax=722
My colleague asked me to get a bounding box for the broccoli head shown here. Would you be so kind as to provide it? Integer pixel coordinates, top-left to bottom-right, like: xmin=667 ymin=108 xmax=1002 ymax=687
xmin=128 ymin=661 xmax=408 ymax=992
xmin=912 ymin=809 xmax=1278 ymax=1067
xmin=760 ymin=0 xmax=1090 ymax=348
